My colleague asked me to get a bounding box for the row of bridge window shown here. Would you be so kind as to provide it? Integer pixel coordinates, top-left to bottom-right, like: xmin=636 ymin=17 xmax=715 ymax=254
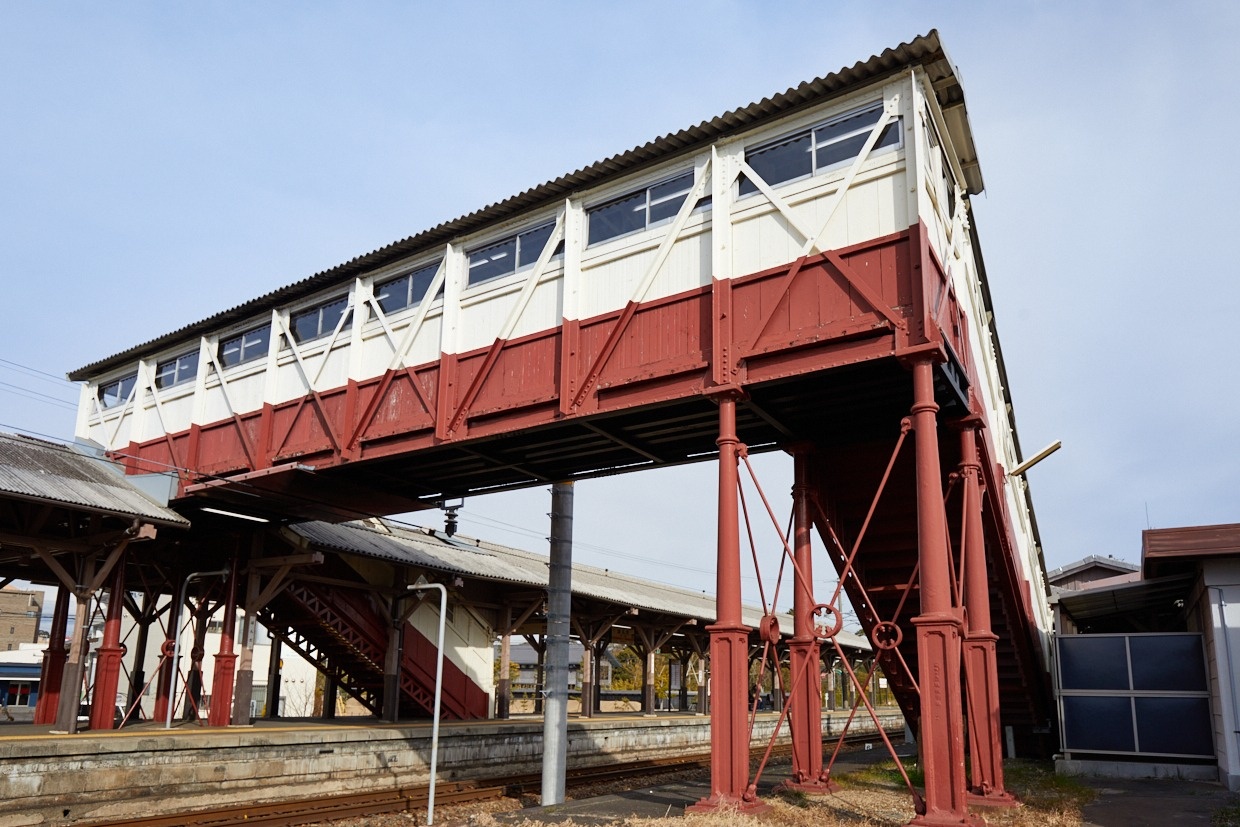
xmin=95 ymin=102 xmax=900 ymax=409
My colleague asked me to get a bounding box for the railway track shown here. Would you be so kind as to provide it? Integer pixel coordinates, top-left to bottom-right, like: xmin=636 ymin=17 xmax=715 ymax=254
xmin=83 ymin=728 xmax=899 ymax=827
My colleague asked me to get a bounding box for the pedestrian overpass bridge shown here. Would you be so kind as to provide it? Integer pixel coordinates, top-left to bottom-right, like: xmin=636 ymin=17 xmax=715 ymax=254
xmin=63 ymin=31 xmax=1052 ymax=823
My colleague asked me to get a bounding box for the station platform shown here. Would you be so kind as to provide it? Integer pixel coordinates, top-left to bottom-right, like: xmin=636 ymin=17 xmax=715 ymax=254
xmin=0 ymin=708 xmax=904 ymax=826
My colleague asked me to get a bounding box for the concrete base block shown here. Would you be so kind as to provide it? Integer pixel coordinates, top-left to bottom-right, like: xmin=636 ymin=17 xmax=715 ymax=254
xmin=1055 ymin=758 xmax=1219 ymax=783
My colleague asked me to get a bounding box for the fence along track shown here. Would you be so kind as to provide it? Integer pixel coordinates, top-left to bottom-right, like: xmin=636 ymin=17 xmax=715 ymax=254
xmin=81 ymin=727 xmax=899 ymax=827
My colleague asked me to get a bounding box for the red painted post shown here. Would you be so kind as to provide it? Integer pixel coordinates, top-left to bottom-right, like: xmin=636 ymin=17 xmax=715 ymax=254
xmin=908 ymin=358 xmax=981 ymax=827
xmin=784 ymin=446 xmax=835 ymax=793
xmin=34 ymin=586 xmax=70 ymax=725
xmin=90 ymin=555 xmax=127 ymax=730
xmin=959 ymin=423 xmax=1017 ymax=807
xmin=153 ymin=621 xmax=176 ymax=723
xmin=208 ymin=558 xmax=240 ymax=727
xmin=689 ymin=394 xmax=768 ymax=814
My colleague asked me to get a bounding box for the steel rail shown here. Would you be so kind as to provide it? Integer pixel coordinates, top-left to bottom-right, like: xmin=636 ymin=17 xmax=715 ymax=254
xmin=79 ymin=725 xmax=901 ymax=827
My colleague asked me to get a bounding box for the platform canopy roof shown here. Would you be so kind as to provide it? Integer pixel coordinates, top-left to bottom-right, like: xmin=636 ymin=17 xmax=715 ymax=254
xmin=0 ymin=433 xmax=188 ymax=529
xmin=292 ymin=518 xmax=871 ymax=652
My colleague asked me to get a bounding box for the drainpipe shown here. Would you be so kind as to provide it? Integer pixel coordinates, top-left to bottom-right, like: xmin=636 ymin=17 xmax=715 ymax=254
xmin=1211 ymin=588 xmax=1240 ymax=774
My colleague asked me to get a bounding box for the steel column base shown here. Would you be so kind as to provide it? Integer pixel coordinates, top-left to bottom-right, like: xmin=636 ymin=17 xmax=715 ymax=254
xmin=966 ymin=791 xmax=1019 ymax=809
xmin=693 ymin=622 xmax=767 ymax=814
xmin=780 ymin=777 xmax=840 ymax=795
xmin=686 ymin=793 xmax=772 ymax=815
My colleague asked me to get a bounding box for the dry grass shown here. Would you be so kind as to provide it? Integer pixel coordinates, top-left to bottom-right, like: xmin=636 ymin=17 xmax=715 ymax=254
xmin=324 ymin=759 xmax=1097 ymax=827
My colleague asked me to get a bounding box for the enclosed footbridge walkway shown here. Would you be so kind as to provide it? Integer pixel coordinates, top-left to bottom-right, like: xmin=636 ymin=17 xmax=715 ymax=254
xmin=63 ymin=31 xmax=1053 ymax=821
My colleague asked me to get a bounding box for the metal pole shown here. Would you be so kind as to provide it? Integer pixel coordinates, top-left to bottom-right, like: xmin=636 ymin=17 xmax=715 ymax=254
xmin=542 ymin=481 xmax=573 ymax=805
xmin=407 ymin=582 xmax=446 ymax=826
xmin=166 ymin=570 xmax=228 ymax=730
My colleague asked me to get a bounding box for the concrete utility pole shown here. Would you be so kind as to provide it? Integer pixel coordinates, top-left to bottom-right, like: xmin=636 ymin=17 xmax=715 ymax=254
xmin=541 ymin=482 xmax=573 ymax=805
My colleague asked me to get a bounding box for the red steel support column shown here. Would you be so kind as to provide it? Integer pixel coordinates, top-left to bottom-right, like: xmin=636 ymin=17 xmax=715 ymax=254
xmin=90 ymin=554 xmax=127 ymax=730
xmin=153 ymin=618 xmax=176 ymax=723
xmin=908 ymin=358 xmax=981 ymax=827
xmin=690 ymin=395 xmax=767 ymax=813
xmin=784 ymin=446 xmax=835 ymax=792
xmin=960 ymin=423 xmax=1017 ymax=807
xmin=34 ymin=586 xmax=71 ymax=725
xmin=208 ymin=558 xmax=239 ymax=727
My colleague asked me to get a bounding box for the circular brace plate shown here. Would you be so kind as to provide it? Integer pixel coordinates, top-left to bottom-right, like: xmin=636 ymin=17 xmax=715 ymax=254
xmin=813 ymin=603 xmax=843 ymax=640
xmin=871 ymin=620 xmax=903 ymax=650
xmin=759 ymin=613 xmax=781 ymax=644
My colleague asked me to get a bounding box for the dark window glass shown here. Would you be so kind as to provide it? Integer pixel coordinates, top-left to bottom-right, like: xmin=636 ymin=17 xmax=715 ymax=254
xmin=517 ymin=223 xmax=555 ymax=268
xmin=98 ymin=373 xmax=137 ymax=408
xmin=375 ymin=273 xmax=411 ymax=315
xmin=290 ymin=296 xmax=351 ymax=343
xmin=468 ymin=237 xmax=516 ymax=285
xmin=816 ymin=131 xmax=872 ymax=169
xmin=648 ymin=172 xmax=693 ymax=224
xmin=220 ymin=325 xmax=270 ymax=368
xmin=154 ymin=351 xmax=199 ymax=389
xmin=376 ymin=262 xmax=442 ymax=315
xmin=814 ymin=106 xmax=881 ymax=144
xmin=740 ymin=132 xmax=812 ymax=195
xmin=588 ymin=191 xmax=645 ymax=245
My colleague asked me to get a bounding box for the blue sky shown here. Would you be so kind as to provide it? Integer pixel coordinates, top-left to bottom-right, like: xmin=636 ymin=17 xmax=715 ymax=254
xmin=2 ymin=3 xmax=1237 ymax=610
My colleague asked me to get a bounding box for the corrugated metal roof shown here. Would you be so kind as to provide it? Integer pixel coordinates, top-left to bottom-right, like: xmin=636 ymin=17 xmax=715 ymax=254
xmin=0 ymin=433 xmax=190 ymax=527
xmin=291 ymin=519 xmax=870 ymax=651
xmin=70 ymin=30 xmax=971 ymax=382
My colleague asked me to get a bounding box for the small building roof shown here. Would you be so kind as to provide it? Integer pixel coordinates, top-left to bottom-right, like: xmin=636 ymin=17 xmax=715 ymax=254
xmin=1046 ymin=554 xmax=1139 ymax=585
xmin=291 ymin=518 xmax=871 ymax=652
xmin=1143 ymin=522 xmax=1240 ymax=579
xmin=0 ymin=433 xmax=189 ymax=528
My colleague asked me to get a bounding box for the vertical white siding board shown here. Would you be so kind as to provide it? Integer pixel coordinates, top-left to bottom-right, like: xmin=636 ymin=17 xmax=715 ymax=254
xmin=711 ymin=144 xmax=737 ymax=283
xmin=441 ymin=243 xmax=465 ymax=358
xmin=563 ymin=198 xmax=584 ymax=323
xmin=348 ymin=279 xmax=366 ymax=383
xmin=262 ymin=310 xmax=282 ymax=409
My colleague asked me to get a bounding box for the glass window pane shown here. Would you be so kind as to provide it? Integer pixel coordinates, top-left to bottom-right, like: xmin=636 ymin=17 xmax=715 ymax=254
xmin=1130 ymin=635 xmax=1208 ymax=692
xmin=469 ymin=238 xmax=516 ymax=285
xmin=242 ymin=325 xmax=270 ymax=361
xmin=220 ymin=335 xmax=242 ymax=367
xmin=649 ymin=172 xmax=693 ymax=224
xmin=1059 ymin=636 xmax=1130 ymax=690
xmin=176 ymin=352 xmax=199 ymax=384
xmin=409 ymin=262 xmax=441 ymax=304
xmin=154 ymin=360 xmax=176 ymax=389
xmin=290 ymin=309 xmax=318 ymax=343
xmin=741 ymin=131 xmax=811 ymax=195
xmin=816 ymin=131 xmax=871 ymax=169
xmin=814 ymin=106 xmax=882 ymax=145
xmin=517 ymin=223 xmax=555 ymax=268
xmin=118 ymin=374 xmax=135 ymax=401
xmin=319 ymin=297 xmax=349 ymax=335
xmin=375 ymin=274 xmax=411 ymax=315
xmin=875 ymin=119 xmax=901 ymax=150
xmin=588 ymin=191 xmax=647 ymax=244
